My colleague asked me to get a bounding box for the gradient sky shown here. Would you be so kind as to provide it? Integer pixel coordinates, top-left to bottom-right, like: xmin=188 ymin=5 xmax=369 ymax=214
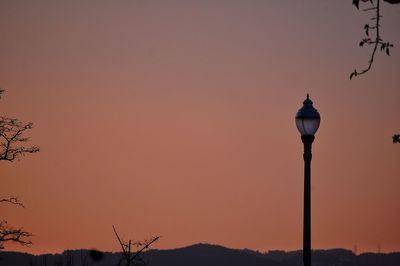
xmin=1 ymin=0 xmax=399 ymax=255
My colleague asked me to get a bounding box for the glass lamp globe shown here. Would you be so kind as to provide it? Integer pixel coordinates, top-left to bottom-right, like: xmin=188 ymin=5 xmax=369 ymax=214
xmin=295 ymin=94 xmax=321 ymax=136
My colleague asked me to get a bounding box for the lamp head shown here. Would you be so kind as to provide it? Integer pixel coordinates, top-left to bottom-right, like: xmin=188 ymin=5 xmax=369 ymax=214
xmin=295 ymin=94 xmax=320 ymax=136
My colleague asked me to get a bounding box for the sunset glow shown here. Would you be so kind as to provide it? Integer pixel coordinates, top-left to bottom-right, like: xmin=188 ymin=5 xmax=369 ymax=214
xmin=1 ymin=1 xmax=399 ymax=255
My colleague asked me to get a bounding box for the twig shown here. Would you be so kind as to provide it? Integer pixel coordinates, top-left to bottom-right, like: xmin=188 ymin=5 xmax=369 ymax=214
xmin=350 ymin=0 xmax=394 ymax=79
xmin=0 ymin=196 xmax=25 ymax=207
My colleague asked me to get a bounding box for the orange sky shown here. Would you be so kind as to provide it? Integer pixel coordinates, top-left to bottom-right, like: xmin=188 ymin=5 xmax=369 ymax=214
xmin=1 ymin=1 xmax=399 ymax=255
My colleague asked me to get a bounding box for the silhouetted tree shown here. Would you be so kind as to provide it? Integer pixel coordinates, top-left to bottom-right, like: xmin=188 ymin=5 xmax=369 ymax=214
xmin=29 ymin=257 xmax=37 ymax=266
xmin=88 ymin=249 xmax=104 ymax=263
xmin=55 ymin=256 xmax=63 ymax=266
xmin=0 ymin=91 xmax=39 ymax=161
xmin=0 ymin=89 xmax=39 ymax=249
xmin=350 ymin=0 xmax=400 ymax=79
xmin=112 ymin=225 xmax=159 ymax=266
xmin=40 ymin=255 xmax=48 ymax=266
xmin=80 ymin=250 xmax=91 ymax=266
xmin=65 ymin=250 xmax=74 ymax=266
xmin=0 ymin=206 xmax=33 ymax=249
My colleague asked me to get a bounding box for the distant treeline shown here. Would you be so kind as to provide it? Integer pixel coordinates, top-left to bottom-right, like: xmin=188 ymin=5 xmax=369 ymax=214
xmin=1 ymin=243 xmax=400 ymax=266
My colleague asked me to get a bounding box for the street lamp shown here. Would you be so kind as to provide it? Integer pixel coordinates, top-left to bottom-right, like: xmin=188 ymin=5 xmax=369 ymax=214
xmin=295 ymin=94 xmax=320 ymax=266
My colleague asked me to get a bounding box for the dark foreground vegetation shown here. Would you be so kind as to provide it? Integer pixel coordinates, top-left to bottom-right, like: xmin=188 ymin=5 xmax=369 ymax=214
xmin=1 ymin=243 xmax=400 ymax=266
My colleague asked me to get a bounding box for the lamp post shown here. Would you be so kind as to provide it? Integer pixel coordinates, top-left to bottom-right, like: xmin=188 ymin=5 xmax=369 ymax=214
xmin=295 ymin=94 xmax=320 ymax=266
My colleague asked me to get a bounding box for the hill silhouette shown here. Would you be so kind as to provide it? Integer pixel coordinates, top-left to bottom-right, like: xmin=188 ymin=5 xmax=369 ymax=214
xmin=141 ymin=244 xmax=281 ymax=266
xmin=1 ymin=243 xmax=400 ymax=266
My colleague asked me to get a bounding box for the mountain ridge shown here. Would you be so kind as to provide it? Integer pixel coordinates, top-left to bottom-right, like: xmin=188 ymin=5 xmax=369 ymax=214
xmin=1 ymin=243 xmax=400 ymax=266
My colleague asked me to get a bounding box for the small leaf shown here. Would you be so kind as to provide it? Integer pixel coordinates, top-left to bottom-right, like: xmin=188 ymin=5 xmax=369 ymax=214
xmin=353 ymin=0 xmax=360 ymax=9
xmin=381 ymin=43 xmax=385 ymax=51
xmin=359 ymin=41 xmax=364 ymax=47
xmin=386 ymin=47 xmax=390 ymax=56
xmin=364 ymin=24 xmax=370 ymax=36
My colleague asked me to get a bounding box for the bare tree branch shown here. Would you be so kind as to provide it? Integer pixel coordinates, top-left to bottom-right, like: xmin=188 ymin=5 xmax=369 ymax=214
xmin=350 ymin=0 xmax=395 ymax=79
xmin=112 ymin=225 xmax=159 ymax=266
xmin=131 ymin=236 xmax=160 ymax=262
xmin=113 ymin=225 xmax=130 ymax=263
xmin=0 ymin=89 xmax=38 ymax=250
xmin=384 ymin=0 xmax=400 ymax=3
xmin=0 ymin=220 xmax=33 ymax=249
xmin=0 ymin=196 xmax=25 ymax=207
xmin=0 ymin=117 xmax=40 ymax=161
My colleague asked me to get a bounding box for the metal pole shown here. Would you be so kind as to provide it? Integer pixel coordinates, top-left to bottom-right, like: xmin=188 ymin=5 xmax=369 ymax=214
xmin=302 ymin=135 xmax=314 ymax=266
